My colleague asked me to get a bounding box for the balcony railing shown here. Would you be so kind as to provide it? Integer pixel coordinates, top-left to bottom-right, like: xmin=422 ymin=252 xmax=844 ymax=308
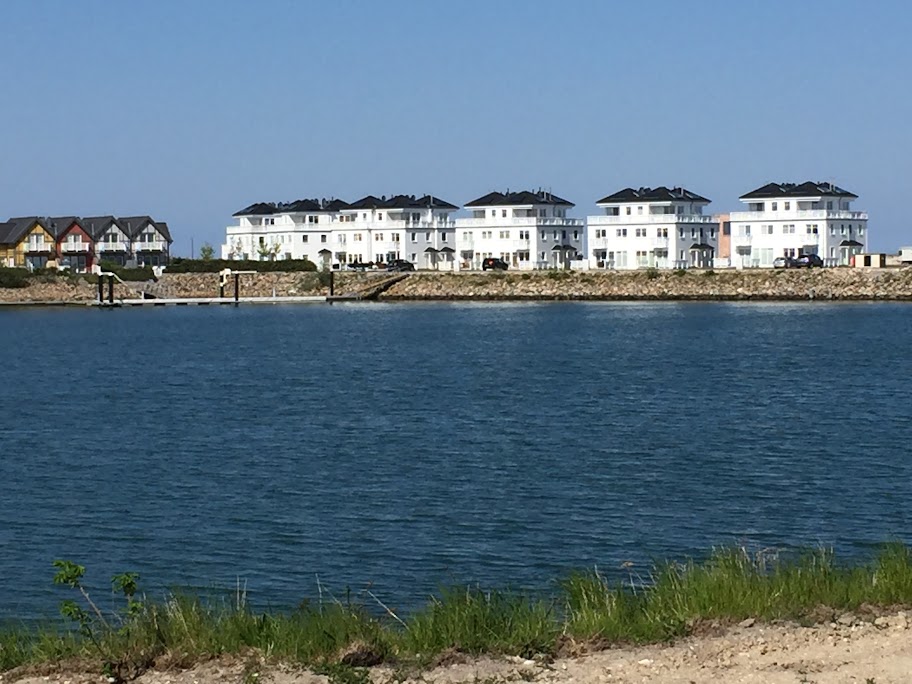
xmin=135 ymin=240 xmax=168 ymax=251
xmin=26 ymin=243 xmax=52 ymax=253
xmin=730 ymin=210 xmax=868 ymax=221
xmin=587 ymin=214 xmax=716 ymax=225
xmin=60 ymin=242 xmax=91 ymax=252
xmin=455 ymin=217 xmax=583 ymax=227
xmin=96 ymin=242 xmax=128 ymax=252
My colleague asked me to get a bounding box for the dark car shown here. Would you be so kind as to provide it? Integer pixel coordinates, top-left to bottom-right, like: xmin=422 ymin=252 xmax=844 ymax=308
xmin=482 ymin=257 xmax=509 ymax=271
xmin=793 ymin=253 xmax=824 ymax=268
xmin=386 ymin=259 xmax=415 ymax=272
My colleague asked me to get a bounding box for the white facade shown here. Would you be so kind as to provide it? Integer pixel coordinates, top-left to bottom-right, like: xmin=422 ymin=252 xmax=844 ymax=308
xmin=454 ymin=191 xmax=584 ymax=270
xmin=221 ymin=196 xmax=459 ymax=269
xmin=586 ymin=187 xmax=719 ymax=269
xmin=729 ymin=182 xmax=868 ymax=268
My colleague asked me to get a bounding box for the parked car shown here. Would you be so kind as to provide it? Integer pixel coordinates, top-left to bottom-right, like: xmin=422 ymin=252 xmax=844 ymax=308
xmin=793 ymin=253 xmax=824 ymax=268
xmin=772 ymin=257 xmax=795 ymax=269
xmin=386 ymin=259 xmax=415 ymax=272
xmin=482 ymin=257 xmax=509 ymax=271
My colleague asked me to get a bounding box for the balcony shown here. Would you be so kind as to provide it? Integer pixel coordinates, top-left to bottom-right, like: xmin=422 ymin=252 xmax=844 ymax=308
xmin=135 ymin=240 xmax=168 ymax=252
xmin=60 ymin=242 xmax=91 ymax=253
xmin=587 ymin=214 xmax=716 ymax=225
xmin=455 ymin=217 xmax=583 ymax=227
xmin=731 ymin=234 xmax=753 ymax=245
xmin=96 ymin=242 xmax=128 ymax=252
xmin=25 ymin=243 xmax=52 ymax=253
xmin=729 ymin=210 xmax=868 ymax=221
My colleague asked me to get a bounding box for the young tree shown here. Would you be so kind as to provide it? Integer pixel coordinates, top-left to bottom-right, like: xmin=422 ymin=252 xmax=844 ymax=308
xmin=199 ymin=242 xmax=215 ymax=260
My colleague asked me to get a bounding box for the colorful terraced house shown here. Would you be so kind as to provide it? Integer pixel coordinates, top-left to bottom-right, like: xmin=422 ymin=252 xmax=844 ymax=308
xmin=0 ymin=215 xmax=172 ymax=270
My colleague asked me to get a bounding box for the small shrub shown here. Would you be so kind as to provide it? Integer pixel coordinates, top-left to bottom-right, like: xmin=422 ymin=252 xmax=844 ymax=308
xmin=167 ymin=258 xmax=317 ymax=274
xmin=645 ymin=268 xmax=659 ymax=280
xmin=673 ymin=268 xmax=687 ymax=277
xmin=546 ymin=270 xmax=571 ymax=281
xmin=0 ymin=268 xmax=29 ymax=288
xmin=703 ymin=269 xmax=716 ymax=277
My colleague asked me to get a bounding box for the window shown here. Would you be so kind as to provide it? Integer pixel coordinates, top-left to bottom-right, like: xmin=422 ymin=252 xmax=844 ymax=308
xmin=499 ymin=231 xmax=509 ymax=239
xmin=302 ymin=235 xmax=309 ymax=243
xmin=392 ymin=233 xmax=400 ymax=242
xmin=540 ymin=231 xmax=546 ymax=239
xmin=378 ymin=213 xmax=383 ymax=221
xmin=830 ymin=226 xmax=836 ymax=236
xmin=763 ymin=225 xmax=773 ymax=235
xmin=678 ymin=228 xmax=685 ymax=238
xmin=363 ymin=213 xmax=368 ymax=220
xmin=771 ymin=202 xmax=778 ymax=211
xmin=635 ymin=228 xmax=647 ymax=237
xmin=375 ymin=233 xmax=384 ymax=241
xmin=637 ymin=206 xmax=643 ymax=215
xmin=806 ymin=224 xmax=818 ymax=235
xmin=636 ymin=250 xmax=649 ymax=266
xmin=827 ymin=201 xmax=833 ymax=210
xmin=425 ymin=232 xmax=431 ymax=240
xmin=743 ymin=225 xmax=751 ymax=236
xmin=491 ymin=210 xmax=496 ymax=217
xmin=658 ymin=228 xmax=668 ymax=238
xmin=265 ymin=218 xmax=275 ymax=225
xmin=321 ymin=234 xmax=327 ymax=243
xmin=410 ymin=253 xmax=416 ymax=261
xmin=784 ymin=202 xmax=790 ymax=210
xmin=573 ymin=230 xmax=579 ymax=240
xmin=441 ymin=232 xmax=448 ymax=242
xmin=858 ymin=226 xmax=865 ymax=236
xmin=841 ymin=225 xmax=847 ymax=235
xmin=677 ymin=205 xmax=684 ymax=215
xmin=626 ymin=206 xmax=631 ymax=215
xmin=562 ymin=230 xmax=567 ymax=239
xmin=782 ymin=224 xmax=795 ymax=234
xmin=354 ymin=233 xmax=363 ymax=241
xmin=616 ymin=228 xmax=627 ymax=237
xmin=308 ymin=215 xmax=319 ymax=224
xmin=501 ymin=209 xmax=507 ymax=217
xmin=411 ymin=232 xmax=417 ymax=242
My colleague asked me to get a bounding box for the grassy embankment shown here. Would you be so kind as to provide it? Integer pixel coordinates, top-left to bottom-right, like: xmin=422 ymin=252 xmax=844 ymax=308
xmin=2 ymin=545 xmax=912 ymax=677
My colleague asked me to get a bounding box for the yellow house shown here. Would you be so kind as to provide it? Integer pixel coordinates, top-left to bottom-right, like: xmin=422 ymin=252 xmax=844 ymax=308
xmin=0 ymin=217 xmax=55 ymax=268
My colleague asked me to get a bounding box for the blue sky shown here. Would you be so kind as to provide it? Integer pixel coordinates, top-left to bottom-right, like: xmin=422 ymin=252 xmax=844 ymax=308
xmin=2 ymin=0 xmax=910 ymax=254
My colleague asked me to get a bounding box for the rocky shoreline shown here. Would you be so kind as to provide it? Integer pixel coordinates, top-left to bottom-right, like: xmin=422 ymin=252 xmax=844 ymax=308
xmin=2 ymin=268 xmax=912 ymax=304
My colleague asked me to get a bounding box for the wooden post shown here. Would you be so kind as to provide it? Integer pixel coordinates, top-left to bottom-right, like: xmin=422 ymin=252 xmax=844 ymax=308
xmin=107 ymin=275 xmax=114 ymax=304
xmin=329 ymin=270 xmax=335 ymax=297
xmin=234 ymin=273 xmax=240 ymax=303
xmin=97 ymin=277 xmax=104 ymax=304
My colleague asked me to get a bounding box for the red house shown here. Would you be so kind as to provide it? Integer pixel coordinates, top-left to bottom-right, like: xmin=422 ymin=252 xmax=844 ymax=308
xmin=49 ymin=216 xmax=95 ymax=272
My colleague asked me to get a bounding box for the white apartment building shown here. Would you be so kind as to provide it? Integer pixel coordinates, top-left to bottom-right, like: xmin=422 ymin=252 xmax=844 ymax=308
xmin=586 ymin=187 xmax=718 ymax=269
xmin=729 ymin=182 xmax=868 ymax=268
xmin=454 ymin=190 xmax=584 ymax=270
xmin=222 ymin=195 xmax=458 ymax=268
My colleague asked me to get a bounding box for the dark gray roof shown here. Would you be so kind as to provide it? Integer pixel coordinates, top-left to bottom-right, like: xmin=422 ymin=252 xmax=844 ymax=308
xmin=0 ymin=221 xmax=16 ymax=244
xmin=465 ymin=190 xmax=573 ymax=207
xmin=154 ymin=222 xmax=173 ymax=242
xmin=232 ymin=202 xmax=277 ymax=217
xmin=344 ymin=194 xmax=457 ymax=211
xmin=0 ymin=217 xmax=47 ymax=245
xmin=740 ymin=181 xmax=858 ymax=200
xmin=597 ymin=186 xmax=710 ymax=204
xmin=118 ymin=216 xmax=157 ymax=239
xmin=81 ymin=216 xmax=124 ymax=241
xmin=46 ymin=216 xmax=81 ymax=238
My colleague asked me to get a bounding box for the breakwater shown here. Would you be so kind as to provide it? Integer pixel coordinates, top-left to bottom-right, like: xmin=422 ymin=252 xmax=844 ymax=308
xmin=2 ymin=268 xmax=912 ymax=304
xmin=379 ymin=268 xmax=912 ymax=300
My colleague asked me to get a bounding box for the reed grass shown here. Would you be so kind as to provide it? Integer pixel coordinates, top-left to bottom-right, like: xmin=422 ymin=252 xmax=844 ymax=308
xmin=3 ymin=544 xmax=912 ymax=674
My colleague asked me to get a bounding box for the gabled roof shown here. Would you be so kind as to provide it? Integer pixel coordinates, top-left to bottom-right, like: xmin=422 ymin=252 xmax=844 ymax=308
xmin=284 ymin=199 xmax=323 ymax=213
xmin=740 ymin=181 xmax=858 ymax=200
xmin=596 ymin=186 xmax=710 ymax=204
xmin=0 ymin=221 xmax=17 ymax=244
xmin=414 ymin=194 xmax=458 ymax=210
xmin=154 ymin=222 xmax=173 ymax=242
xmin=0 ymin=217 xmax=48 ymax=245
xmin=46 ymin=216 xmax=82 ymax=238
xmin=346 ymin=195 xmax=386 ymax=210
xmin=465 ymin=190 xmax=574 ymax=208
xmin=81 ymin=216 xmax=125 ymax=240
xmin=232 ymin=202 xmax=277 ymax=217
xmin=118 ymin=215 xmax=157 ymax=239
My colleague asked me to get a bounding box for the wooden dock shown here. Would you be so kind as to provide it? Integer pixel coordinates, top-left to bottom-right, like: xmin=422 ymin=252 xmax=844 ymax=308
xmin=96 ymin=295 xmax=328 ymax=307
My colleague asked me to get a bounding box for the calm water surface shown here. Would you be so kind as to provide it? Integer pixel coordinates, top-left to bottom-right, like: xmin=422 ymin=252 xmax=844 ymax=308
xmin=1 ymin=302 xmax=911 ymax=620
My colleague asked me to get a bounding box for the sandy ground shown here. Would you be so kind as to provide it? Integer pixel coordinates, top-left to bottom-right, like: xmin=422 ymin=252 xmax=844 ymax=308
xmin=4 ymin=613 xmax=911 ymax=684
